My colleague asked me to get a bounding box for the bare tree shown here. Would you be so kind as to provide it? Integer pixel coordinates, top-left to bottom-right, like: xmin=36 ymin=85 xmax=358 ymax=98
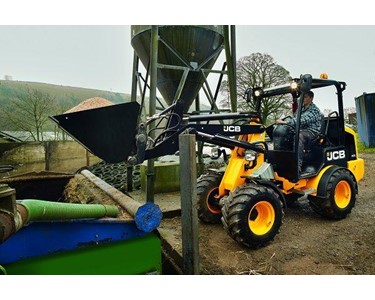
xmin=220 ymin=53 xmax=293 ymax=125
xmin=0 ymin=88 xmax=55 ymax=141
xmin=51 ymin=99 xmax=73 ymax=140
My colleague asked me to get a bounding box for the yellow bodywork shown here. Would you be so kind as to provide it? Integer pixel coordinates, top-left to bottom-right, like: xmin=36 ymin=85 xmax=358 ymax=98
xmin=276 ymin=127 xmax=364 ymax=195
xmin=218 ymin=125 xmax=266 ymax=196
xmin=347 ymin=159 xmax=365 ymax=182
xmin=217 ymin=124 xmax=364 ymax=198
xmin=274 ymin=159 xmax=364 ymax=197
xmin=345 ymin=126 xmax=365 ymax=182
xmin=275 ymin=166 xmax=330 ymax=196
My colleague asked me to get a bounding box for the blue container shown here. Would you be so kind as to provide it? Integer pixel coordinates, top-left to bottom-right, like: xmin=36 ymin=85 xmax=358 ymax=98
xmin=355 ymin=92 xmax=375 ymax=147
xmin=0 ymin=219 xmax=161 ymax=275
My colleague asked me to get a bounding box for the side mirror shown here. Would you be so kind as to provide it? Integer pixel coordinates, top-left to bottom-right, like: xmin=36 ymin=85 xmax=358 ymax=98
xmin=300 ymin=74 xmax=312 ymax=92
xmin=244 ymin=88 xmax=252 ymax=103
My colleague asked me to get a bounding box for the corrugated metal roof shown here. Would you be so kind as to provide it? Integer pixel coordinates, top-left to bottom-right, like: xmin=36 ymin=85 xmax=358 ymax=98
xmin=0 ymin=131 xmax=68 ymax=142
xmin=0 ymin=131 xmax=23 ymax=142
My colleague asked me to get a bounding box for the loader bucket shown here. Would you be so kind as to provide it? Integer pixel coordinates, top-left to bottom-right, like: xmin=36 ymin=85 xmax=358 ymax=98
xmin=50 ymin=102 xmax=140 ymax=163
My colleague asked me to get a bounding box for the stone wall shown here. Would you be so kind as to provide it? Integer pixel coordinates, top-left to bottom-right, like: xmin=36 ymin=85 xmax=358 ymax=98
xmin=0 ymin=141 xmax=101 ymax=176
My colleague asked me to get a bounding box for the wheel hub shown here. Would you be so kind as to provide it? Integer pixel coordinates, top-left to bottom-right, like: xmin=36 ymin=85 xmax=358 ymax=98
xmin=206 ymin=187 xmax=221 ymax=214
xmin=248 ymin=201 xmax=275 ymax=235
xmin=335 ymin=180 xmax=351 ymax=208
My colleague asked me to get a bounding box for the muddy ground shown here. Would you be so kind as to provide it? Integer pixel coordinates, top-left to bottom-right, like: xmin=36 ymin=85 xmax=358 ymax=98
xmin=157 ymin=153 xmax=375 ymax=275
xmin=51 ymin=153 xmax=375 ymax=275
xmin=3 ymin=148 xmax=373 ymax=275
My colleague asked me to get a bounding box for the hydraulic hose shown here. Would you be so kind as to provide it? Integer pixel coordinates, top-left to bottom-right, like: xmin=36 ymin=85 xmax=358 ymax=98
xmin=18 ymin=200 xmax=119 ymax=222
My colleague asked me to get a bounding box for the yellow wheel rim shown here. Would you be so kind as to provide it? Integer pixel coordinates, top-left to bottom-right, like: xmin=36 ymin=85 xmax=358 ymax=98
xmin=248 ymin=201 xmax=275 ymax=235
xmin=206 ymin=187 xmax=221 ymax=214
xmin=334 ymin=180 xmax=351 ymax=208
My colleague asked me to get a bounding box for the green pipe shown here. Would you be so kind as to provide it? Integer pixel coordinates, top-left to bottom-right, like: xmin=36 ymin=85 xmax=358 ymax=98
xmin=18 ymin=200 xmax=119 ymax=222
xmin=0 ymin=264 xmax=7 ymax=275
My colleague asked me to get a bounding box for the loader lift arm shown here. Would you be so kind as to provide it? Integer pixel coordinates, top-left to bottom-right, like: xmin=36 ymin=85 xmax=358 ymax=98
xmin=138 ymin=110 xmax=267 ymax=164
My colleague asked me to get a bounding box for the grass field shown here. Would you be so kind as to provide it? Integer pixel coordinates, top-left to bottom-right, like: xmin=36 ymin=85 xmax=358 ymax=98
xmin=358 ymin=140 xmax=375 ymax=153
xmin=0 ymin=79 xmax=131 ymax=105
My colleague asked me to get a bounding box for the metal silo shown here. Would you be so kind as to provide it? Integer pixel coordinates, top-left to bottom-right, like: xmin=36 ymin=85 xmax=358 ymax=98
xmin=131 ymin=25 xmax=224 ymax=112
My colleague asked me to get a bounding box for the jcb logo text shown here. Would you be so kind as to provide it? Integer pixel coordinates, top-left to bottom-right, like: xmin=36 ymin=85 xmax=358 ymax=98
xmin=223 ymin=126 xmax=240 ymax=133
xmin=327 ymin=150 xmax=345 ymax=161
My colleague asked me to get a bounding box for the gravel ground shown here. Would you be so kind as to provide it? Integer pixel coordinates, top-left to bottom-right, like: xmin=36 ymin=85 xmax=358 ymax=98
xmin=158 ymin=153 xmax=375 ymax=275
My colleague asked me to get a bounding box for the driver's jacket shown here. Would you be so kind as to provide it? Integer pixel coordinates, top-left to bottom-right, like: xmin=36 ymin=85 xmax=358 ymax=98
xmin=287 ymin=103 xmax=322 ymax=135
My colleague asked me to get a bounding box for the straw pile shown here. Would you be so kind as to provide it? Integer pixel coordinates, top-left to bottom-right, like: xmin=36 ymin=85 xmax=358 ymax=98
xmin=65 ymin=97 xmax=113 ymax=113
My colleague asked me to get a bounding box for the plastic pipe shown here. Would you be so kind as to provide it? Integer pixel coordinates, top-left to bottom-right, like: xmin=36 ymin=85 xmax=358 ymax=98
xmin=81 ymin=170 xmax=162 ymax=232
xmin=18 ymin=200 xmax=119 ymax=222
xmin=1 ymin=200 xmax=119 ymax=244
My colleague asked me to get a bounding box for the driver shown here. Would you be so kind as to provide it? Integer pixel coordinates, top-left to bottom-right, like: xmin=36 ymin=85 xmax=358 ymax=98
xmin=275 ymin=91 xmax=323 ymax=174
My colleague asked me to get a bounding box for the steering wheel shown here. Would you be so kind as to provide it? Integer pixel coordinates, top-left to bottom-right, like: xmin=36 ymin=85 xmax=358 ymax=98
xmin=273 ymin=116 xmax=296 ymax=135
xmin=278 ymin=122 xmax=295 ymax=131
xmin=280 ymin=116 xmax=296 ymax=128
xmin=266 ymin=116 xmax=295 ymax=140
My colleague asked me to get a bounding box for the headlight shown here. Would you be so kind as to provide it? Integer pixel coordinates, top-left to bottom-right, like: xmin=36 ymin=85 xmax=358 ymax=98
xmin=290 ymin=81 xmax=298 ymax=90
xmin=253 ymin=88 xmax=263 ymax=97
xmin=245 ymin=150 xmax=257 ymax=161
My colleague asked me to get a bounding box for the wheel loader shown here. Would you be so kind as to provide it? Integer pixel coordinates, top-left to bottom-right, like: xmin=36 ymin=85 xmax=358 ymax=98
xmin=51 ymin=74 xmax=365 ymax=249
xmin=196 ymin=74 xmax=364 ymax=248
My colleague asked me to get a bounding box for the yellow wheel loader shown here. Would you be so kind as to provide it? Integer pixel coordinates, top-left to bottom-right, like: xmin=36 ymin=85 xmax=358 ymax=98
xmin=52 ymin=74 xmax=364 ymax=248
xmin=196 ymin=74 xmax=364 ymax=248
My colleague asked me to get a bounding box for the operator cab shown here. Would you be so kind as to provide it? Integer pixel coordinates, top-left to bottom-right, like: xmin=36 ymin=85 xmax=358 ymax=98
xmin=248 ymin=74 xmax=349 ymax=182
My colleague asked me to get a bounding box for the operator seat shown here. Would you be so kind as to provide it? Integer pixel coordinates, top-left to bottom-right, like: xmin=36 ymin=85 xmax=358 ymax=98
xmin=305 ymin=113 xmax=326 ymax=151
xmin=305 ymin=111 xmax=338 ymax=152
xmin=302 ymin=112 xmax=339 ymax=172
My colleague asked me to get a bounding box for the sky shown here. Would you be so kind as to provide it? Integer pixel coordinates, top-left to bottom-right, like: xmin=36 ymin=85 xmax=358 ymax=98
xmin=1 ymin=25 xmax=375 ymax=112
xmin=1 ymin=1 xmax=375 ymax=114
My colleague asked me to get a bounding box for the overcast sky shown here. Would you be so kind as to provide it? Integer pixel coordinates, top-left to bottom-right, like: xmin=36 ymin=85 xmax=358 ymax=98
xmin=1 ymin=25 xmax=375 ymax=111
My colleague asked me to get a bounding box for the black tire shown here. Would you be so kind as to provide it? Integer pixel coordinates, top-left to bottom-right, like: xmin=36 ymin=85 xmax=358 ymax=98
xmin=221 ymin=183 xmax=283 ymax=248
xmin=308 ymin=169 xmax=356 ymax=219
xmin=197 ymin=173 xmax=223 ymax=223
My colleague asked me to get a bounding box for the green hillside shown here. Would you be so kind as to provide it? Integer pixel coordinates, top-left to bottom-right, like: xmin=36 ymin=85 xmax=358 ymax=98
xmin=0 ymin=79 xmax=211 ymax=134
xmin=0 ymin=80 xmax=131 ymax=106
xmin=0 ymin=80 xmax=133 ymax=131
xmin=0 ymin=79 xmax=211 ymax=113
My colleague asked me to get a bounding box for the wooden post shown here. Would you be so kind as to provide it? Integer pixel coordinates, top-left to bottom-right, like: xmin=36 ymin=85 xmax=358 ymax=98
xmin=44 ymin=141 xmax=51 ymax=171
xmin=179 ymin=133 xmax=199 ymax=275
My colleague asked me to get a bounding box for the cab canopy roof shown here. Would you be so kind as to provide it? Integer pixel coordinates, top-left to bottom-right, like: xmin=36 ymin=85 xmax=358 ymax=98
xmin=260 ymin=77 xmax=346 ymax=99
